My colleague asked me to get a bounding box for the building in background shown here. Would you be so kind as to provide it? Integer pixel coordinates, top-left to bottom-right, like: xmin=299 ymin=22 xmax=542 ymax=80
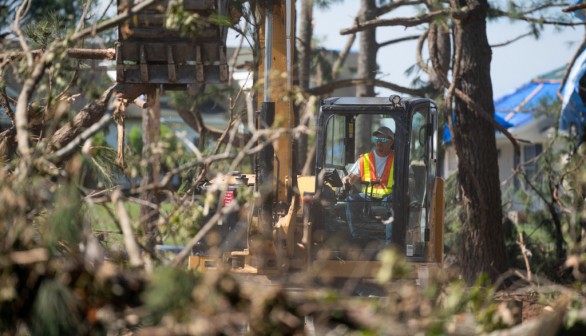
xmin=443 ymin=66 xmax=564 ymax=211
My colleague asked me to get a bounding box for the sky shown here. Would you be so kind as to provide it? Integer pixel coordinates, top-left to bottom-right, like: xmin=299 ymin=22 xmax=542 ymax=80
xmin=227 ymin=1 xmax=585 ymax=99
xmin=313 ymin=2 xmax=584 ymax=98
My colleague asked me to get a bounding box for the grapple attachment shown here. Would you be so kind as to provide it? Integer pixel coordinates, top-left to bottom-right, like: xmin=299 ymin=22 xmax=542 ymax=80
xmin=115 ymin=0 xmax=230 ymax=91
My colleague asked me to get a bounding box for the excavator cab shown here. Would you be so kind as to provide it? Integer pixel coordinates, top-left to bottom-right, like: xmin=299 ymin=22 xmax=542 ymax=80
xmin=306 ymin=96 xmax=444 ymax=269
xmin=189 ymin=95 xmax=444 ymax=280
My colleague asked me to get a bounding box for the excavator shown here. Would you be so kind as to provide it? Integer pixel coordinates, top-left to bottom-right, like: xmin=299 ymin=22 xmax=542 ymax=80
xmin=116 ymin=0 xmax=444 ymax=283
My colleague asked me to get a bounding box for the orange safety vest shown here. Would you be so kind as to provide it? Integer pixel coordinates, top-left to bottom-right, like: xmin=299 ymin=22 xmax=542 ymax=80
xmin=359 ymin=151 xmax=394 ymax=198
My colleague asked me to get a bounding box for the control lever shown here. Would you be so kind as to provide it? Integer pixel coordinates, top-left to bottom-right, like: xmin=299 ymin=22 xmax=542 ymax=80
xmin=338 ymin=177 xmax=352 ymax=200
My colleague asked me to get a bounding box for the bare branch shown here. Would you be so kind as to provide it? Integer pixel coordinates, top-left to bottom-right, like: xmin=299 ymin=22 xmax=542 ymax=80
xmin=69 ymin=0 xmax=157 ymax=42
xmin=375 ymin=0 xmax=425 ymax=17
xmin=490 ymin=31 xmax=533 ymax=48
xmin=8 ymin=248 xmax=48 ymax=265
xmin=516 ymin=227 xmax=533 ymax=282
xmin=563 ymin=3 xmax=586 ymax=13
xmin=15 ymin=56 xmax=46 ymax=164
xmin=306 ymin=77 xmax=426 ymax=97
xmin=112 ymin=189 xmax=143 ymax=267
xmin=74 ymin=0 xmax=93 ymax=34
xmin=12 ymin=0 xmax=33 ymax=68
xmin=332 ymin=33 xmax=357 ymax=80
xmin=0 ymin=48 xmax=116 ymax=63
xmin=491 ymin=8 xmax=586 ymax=26
xmin=98 ymin=0 xmax=116 ymax=22
xmin=228 ymin=24 xmax=247 ymax=87
xmin=377 ymin=34 xmax=420 ymax=49
xmin=416 ymin=29 xmax=431 ymax=76
xmin=172 ymin=201 xmax=239 ymax=267
xmin=340 ymin=8 xmax=461 ymax=35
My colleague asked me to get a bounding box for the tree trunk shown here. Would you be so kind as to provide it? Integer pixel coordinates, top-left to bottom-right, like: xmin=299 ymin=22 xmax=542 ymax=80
xmin=355 ymin=0 xmax=378 ymax=156
xmin=454 ymin=0 xmax=507 ymax=284
xmin=297 ymin=0 xmax=313 ymax=174
xmin=549 ymin=203 xmax=566 ymax=263
xmin=140 ymin=90 xmax=161 ymax=253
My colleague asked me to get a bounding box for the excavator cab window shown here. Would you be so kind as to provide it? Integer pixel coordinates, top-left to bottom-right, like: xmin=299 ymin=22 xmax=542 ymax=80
xmin=324 ymin=115 xmax=348 ymax=171
xmin=406 ymin=102 xmax=437 ymax=259
xmin=311 ymin=97 xmax=441 ymax=263
xmin=319 ymin=112 xmax=400 ymax=256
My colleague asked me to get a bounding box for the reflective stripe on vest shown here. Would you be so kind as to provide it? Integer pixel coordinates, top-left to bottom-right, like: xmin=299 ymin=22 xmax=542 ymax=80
xmin=359 ymin=151 xmax=394 ymax=198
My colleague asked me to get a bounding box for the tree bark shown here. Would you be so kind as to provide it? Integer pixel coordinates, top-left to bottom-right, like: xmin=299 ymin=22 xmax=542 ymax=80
xmin=140 ymin=89 xmax=161 ymax=253
xmin=0 ymin=128 xmax=16 ymax=163
xmin=454 ymin=0 xmax=507 ymax=284
xmin=48 ymin=83 xmax=148 ymax=163
xmin=297 ymin=0 xmax=313 ymax=174
xmin=355 ymin=0 xmax=378 ymax=157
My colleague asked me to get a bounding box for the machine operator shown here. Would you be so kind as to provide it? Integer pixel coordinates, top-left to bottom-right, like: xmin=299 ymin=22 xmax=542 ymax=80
xmin=342 ymin=126 xmax=395 ymax=243
xmin=342 ymin=126 xmax=395 ymax=196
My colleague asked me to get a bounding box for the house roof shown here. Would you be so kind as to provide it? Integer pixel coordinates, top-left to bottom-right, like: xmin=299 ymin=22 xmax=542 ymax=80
xmin=494 ymin=67 xmax=562 ymax=127
xmin=443 ymin=66 xmax=564 ymax=143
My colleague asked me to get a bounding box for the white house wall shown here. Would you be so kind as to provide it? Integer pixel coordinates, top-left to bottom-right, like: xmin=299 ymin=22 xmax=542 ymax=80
xmin=497 ymin=143 xmax=515 ymax=183
xmin=443 ymin=117 xmax=551 ymax=184
xmin=443 ymin=142 xmax=516 ymax=183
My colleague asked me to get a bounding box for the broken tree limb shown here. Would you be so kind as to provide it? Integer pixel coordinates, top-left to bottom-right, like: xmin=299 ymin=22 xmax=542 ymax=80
xmin=0 ymin=48 xmax=116 ymax=63
xmin=112 ymin=189 xmax=143 ymax=267
xmin=563 ymin=3 xmax=586 ymax=13
xmin=48 ymin=113 xmax=113 ymax=164
xmin=67 ymin=48 xmax=116 ymax=60
xmin=113 ymin=98 xmax=129 ymax=167
xmin=48 ymin=83 xmax=149 ymax=164
xmin=15 ymin=55 xmax=47 ymax=165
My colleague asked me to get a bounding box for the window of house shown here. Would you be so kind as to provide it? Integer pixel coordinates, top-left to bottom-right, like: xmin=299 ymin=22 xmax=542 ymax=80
xmin=523 ymin=144 xmax=543 ymax=180
xmin=514 ymin=143 xmax=543 ymax=188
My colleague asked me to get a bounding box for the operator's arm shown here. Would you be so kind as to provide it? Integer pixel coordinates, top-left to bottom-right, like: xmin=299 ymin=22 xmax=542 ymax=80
xmin=342 ymin=159 xmax=361 ymax=187
xmin=343 ymin=173 xmax=360 ymax=186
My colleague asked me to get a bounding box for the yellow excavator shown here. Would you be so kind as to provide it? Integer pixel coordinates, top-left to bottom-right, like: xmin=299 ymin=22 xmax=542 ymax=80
xmin=116 ymin=0 xmax=444 ymax=283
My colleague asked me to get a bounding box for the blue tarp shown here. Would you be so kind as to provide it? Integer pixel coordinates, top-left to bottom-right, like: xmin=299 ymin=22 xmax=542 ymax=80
xmin=572 ymin=0 xmax=586 ymax=21
xmin=558 ymin=0 xmax=586 ymax=138
xmin=559 ymin=47 xmax=586 ymax=138
xmin=443 ymin=69 xmax=563 ymax=143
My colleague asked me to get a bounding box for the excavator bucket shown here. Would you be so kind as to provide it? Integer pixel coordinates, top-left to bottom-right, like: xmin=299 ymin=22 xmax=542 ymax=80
xmin=115 ymin=0 xmax=230 ymax=91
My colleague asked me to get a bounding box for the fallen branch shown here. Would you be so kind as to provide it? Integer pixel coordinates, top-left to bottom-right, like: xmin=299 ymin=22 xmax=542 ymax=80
xmin=48 ymin=83 xmax=148 ymax=163
xmin=48 ymin=113 xmax=113 ymax=164
xmin=172 ymin=200 xmax=239 ymax=267
xmin=112 ymin=189 xmax=143 ymax=267
xmin=0 ymin=48 xmax=116 ymax=63
xmin=8 ymin=248 xmax=49 ymax=265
